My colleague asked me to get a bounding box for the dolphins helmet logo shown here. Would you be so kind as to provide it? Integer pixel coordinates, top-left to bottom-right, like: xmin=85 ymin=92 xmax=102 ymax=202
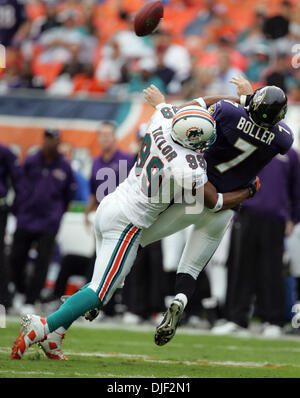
xmin=186 ymin=127 xmax=204 ymax=143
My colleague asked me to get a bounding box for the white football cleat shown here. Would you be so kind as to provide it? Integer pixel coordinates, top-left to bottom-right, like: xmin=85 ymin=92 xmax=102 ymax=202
xmin=154 ymin=299 xmax=184 ymax=346
xmin=38 ymin=330 xmax=68 ymax=360
xmin=11 ymin=314 xmax=47 ymax=360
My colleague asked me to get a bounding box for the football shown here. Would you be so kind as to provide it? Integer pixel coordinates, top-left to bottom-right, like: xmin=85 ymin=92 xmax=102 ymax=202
xmin=134 ymin=0 xmax=164 ymax=37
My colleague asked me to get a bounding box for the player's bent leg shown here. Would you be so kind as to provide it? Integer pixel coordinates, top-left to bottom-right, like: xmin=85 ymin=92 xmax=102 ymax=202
xmin=155 ymin=209 xmax=234 ymax=346
xmin=141 ymin=202 xmax=195 ymax=247
xmin=178 ymin=208 xmax=234 ymax=277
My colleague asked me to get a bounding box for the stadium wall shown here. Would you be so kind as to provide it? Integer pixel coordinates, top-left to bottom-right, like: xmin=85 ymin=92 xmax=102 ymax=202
xmin=0 ymin=93 xmax=299 ymax=161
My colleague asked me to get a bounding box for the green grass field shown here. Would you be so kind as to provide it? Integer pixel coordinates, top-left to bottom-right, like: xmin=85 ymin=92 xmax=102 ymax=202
xmin=1 ymin=320 xmax=300 ymax=378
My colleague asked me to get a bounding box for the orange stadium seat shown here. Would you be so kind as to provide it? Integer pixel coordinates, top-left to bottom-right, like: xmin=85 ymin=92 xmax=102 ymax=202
xmin=26 ymin=1 xmax=46 ymax=21
xmin=32 ymin=60 xmax=64 ymax=88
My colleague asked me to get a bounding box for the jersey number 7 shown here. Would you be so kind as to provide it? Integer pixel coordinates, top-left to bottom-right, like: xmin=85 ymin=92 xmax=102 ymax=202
xmin=215 ymin=138 xmax=258 ymax=173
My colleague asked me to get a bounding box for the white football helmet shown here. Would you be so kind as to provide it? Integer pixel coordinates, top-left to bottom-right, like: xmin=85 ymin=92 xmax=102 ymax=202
xmin=171 ymin=106 xmax=217 ymax=151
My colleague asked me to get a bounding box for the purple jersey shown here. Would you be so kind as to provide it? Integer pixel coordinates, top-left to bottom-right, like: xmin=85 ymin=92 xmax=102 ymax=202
xmin=204 ymin=100 xmax=294 ymax=192
xmin=0 ymin=0 xmax=26 ymax=46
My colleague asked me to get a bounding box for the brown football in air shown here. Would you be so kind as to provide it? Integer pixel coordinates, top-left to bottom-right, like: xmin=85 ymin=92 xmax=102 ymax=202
xmin=134 ymin=1 xmax=164 ymax=37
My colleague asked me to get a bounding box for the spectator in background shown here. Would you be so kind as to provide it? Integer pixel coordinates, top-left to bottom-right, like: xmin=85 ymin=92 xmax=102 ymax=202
xmin=236 ymin=7 xmax=267 ymax=56
xmin=37 ymin=9 xmax=85 ymax=65
xmin=289 ymin=4 xmax=300 ymax=43
xmin=245 ymin=44 xmax=270 ymax=83
xmin=181 ymin=64 xmax=214 ymax=99
xmin=18 ymin=61 xmax=45 ymax=90
xmin=10 ymin=129 xmax=76 ymax=315
xmin=206 ymin=49 xmax=244 ymax=96
xmin=47 ymin=60 xmax=82 ymax=96
xmin=213 ymin=149 xmax=300 ymax=337
xmin=95 ymin=40 xmax=126 ymax=87
xmin=183 ymin=0 xmax=216 ymax=36
xmin=127 ymin=58 xmax=165 ymax=94
xmin=84 ymin=121 xmax=135 ymax=226
xmin=72 ymin=63 xmax=106 ymax=96
xmin=0 ymin=0 xmax=30 ymax=47
xmin=0 ymin=64 xmax=23 ymax=93
xmin=0 ymin=144 xmax=22 ymax=308
xmin=59 ymin=142 xmax=90 ymax=204
xmin=153 ymin=29 xmax=191 ymax=93
xmin=262 ymin=0 xmax=294 ymax=55
xmin=262 ymin=52 xmax=293 ymax=93
xmin=32 ymin=0 xmax=61 ymax=37
xmin=263 ymin=0 xmax=292 ymax=41
xmin=203 ymin=3 xmax=236 ymax=47
xmin=110 ymin=10 xmax=153 ymax=60
xmin=153 ymin=50 xmax=175 ymax=94
xmin=287 ymin=68 xmax=300 ymax=102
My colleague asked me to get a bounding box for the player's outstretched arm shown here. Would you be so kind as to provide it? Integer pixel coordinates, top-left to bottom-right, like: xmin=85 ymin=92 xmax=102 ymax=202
xmin=179 ymin=75 xmax=254 ymax=109
xmin=204 ymin=178 xmax=260 ymax=212
xmin=143 ymin=84 xmax=166 ymax=108
xmin=143 ymin=77 xmax=254 ymax=110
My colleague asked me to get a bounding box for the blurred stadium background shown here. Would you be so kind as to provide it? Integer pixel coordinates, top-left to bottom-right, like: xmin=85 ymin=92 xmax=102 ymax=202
xmin=1 ymin=0 xmax=300 ymax=358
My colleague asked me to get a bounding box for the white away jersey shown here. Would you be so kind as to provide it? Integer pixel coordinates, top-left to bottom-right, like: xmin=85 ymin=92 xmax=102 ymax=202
xmin=114 ymin=103 xmax=208 ymax=228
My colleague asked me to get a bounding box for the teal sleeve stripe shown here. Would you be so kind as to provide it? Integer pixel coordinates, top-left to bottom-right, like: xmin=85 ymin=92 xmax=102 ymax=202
xmin=101 ymin=228 xmax=141 ymax=303
xmin=96 ymin=223 xmax=133 ymax=296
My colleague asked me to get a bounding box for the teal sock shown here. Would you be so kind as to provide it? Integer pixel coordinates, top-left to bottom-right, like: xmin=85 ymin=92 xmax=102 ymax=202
xmin=47 ymin=287 xmax=101 ymax=332
xmin=79 ymin=282 xmax=90 ymax=291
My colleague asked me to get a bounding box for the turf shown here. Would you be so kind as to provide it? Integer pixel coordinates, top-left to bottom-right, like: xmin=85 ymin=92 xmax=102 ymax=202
xmin=1 ymin=321 xmax=300 ymax=378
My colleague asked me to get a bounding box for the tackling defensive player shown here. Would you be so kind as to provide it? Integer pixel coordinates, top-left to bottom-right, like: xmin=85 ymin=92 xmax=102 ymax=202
xmin=140 ymin=78 xmax=293 ymax=346
xmin=10 ymin=82 xmax=259 ymax=360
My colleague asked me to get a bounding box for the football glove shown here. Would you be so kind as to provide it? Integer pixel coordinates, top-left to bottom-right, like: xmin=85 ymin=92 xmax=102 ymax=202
xmin=248 ymin=176 xmax=260 ymax=198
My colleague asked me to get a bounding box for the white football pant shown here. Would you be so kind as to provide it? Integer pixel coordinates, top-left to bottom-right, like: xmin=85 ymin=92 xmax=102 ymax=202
xmin=89 ymin=194 xmax=142 ymax=305
xmin=141 ymin=202 xmax=234 ymax=280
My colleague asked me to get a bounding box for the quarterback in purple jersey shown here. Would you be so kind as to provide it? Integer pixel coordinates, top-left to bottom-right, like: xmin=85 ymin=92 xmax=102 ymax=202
xmin=139 ymin=80 xmax=294 ymax=346
xmin=204 ymin=96 xmax=293 ymax=193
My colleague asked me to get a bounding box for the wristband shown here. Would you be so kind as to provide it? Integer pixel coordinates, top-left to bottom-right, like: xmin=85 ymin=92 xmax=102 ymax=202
xmin=240 ymin=95 xmax=247 ymax=106
xmin=210 ymin=193 xmax=223 ymax=213
xmin=155 ymin=102 xmax=169 ymax=110
xmin=194 ymin=97 xmax=207 ymax=109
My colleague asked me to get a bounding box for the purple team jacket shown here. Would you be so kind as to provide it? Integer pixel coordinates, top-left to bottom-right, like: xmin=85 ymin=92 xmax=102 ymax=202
xmin=244 ymin=148 xmax=300 ymax=224
xmin=17 ymin=150 xmax=76 ymax=234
